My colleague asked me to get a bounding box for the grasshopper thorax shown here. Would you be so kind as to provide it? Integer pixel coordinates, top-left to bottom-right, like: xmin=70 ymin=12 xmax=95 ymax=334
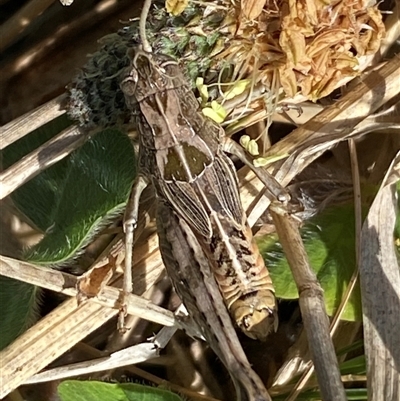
xmin=120 ymin=49 xmax=183 ymax=104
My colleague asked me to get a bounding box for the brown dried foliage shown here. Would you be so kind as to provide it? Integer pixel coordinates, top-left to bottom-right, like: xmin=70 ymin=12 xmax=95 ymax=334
xmin=217 ymin=0 xmax=385 ymax=101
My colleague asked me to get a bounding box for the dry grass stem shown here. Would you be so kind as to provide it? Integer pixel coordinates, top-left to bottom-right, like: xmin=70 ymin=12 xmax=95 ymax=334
xmin=0 ymin=94 xmax=66 ymax=150
xmin=0 ymin=255 xmax=176 ymax=327
xmin=284 ymin=139 xmax=365 ymax=398
xmin=24 ymin=317 xmax=182 ymax=385
xmin=23 ymin=342 xmax=160 ymax=384
xmin=0 ymin=297 xmax=118 ymax=398
xmin=270 ymin=57 xmax=400 ymax=182
xmin=0 ymin=124 xmax=91 ymax=200
xmin=0 ymin=227 xmax=169 ymax=397
xmin=73 ymin=342 xmax=224 ymax=401
xmin=359 ymin=152 xmax=400 ymax=401
xmin=271 ymin=209 xmax=346 ymax=401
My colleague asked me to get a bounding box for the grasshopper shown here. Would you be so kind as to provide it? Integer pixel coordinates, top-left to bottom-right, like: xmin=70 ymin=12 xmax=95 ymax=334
xmin=119 ymin=47 xmax=289 ymax=340
xmin=118 ymin=2 xmax=289 ymax=398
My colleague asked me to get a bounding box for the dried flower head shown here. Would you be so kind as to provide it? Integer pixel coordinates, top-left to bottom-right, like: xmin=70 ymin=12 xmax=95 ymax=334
xmin=67 ymin=0 xmax=385 ymax=131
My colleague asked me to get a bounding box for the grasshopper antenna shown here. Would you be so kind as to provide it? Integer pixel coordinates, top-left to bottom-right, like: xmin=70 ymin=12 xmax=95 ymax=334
xmin=139 ymin=0 xmax=153 ymax=53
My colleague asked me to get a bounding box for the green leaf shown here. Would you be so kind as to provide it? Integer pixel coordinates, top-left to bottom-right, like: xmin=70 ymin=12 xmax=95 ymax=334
xmin=257 ymin=204 xmax=362 ymax=321
xmin=23 ymin=128 xmax=136 ymax=265
xmin=253 ymin=153 xmax=288 ymax=167
xmin=339 ymin=355 xmax=366 ymax=375
xmin=223 ymin=79 xmax=250 ymax=100
xmin=2 ymin=115 xmax=72 ymax=231
xmin=196 ymin=77 xmax=209 ymax=103
xmin=0 ymin=276 xmax=39 ymax=350
xmin=58 ymin=380 xmax=184 ymax=401
xmin=1 ymin=118 xmax=137 ymax=346
xmin=1 ymin=116 xmax=71 ymax=349
xmin=202 ymin=101 xmax=227 ymax=123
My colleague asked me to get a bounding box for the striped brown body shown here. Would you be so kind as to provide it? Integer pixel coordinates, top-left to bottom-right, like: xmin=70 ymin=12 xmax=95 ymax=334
xmin=120 ymin=50 xmax=277 ymax=340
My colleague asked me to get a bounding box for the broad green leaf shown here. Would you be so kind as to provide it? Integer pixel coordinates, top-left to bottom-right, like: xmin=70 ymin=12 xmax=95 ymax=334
xmin=2 ymin=115 xmax=72 ymax=231
xmin=1 ymin=119 xmax=136 ymax=347
xmin=257 ymin=204 xmax=362 ymax=321
xmin=58 ymin=380 xmax=184 ymax=401
xmin=0 ymin=276 xmax=39 ymax=350
xmin=1 ymin=116 xmax=71 ymax=349
xmin=23 ymin=128 xmax=136 ymax=265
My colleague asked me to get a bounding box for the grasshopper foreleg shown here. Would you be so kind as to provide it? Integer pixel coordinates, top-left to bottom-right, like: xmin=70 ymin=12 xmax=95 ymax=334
xmin=118 ymin=174 xmax=149 ymax=332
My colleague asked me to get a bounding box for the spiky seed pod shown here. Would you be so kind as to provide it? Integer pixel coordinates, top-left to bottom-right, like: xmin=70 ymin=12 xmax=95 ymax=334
xmin=67 ymin=33 xmax=135 ymax=128
xmin=67 ymin=1 xmax=231 ymax=129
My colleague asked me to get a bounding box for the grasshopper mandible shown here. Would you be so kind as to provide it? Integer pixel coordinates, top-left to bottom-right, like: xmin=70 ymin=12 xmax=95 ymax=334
xmin=119 ymin=44 xmax=289 ymax=340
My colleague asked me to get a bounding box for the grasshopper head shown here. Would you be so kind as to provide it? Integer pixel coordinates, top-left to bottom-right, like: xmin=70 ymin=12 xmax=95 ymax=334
xmin=120 ymin=48 xmax=181 ymax=104
xmin=231 ymin=291 xmax=278 ymax=341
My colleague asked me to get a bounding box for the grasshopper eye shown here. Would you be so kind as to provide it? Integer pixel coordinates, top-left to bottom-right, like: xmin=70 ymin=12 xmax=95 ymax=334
xmin=120 ymin=69 xmax=138 ymax=97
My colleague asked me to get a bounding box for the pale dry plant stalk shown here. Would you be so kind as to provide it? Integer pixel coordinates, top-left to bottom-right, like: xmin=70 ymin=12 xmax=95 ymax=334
xmin=0 ymin=0 xmax=399 ymax=400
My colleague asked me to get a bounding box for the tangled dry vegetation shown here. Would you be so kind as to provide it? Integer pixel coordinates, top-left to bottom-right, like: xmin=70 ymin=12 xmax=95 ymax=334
xmin=0 ymin=0 xmax=399 ymax=400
